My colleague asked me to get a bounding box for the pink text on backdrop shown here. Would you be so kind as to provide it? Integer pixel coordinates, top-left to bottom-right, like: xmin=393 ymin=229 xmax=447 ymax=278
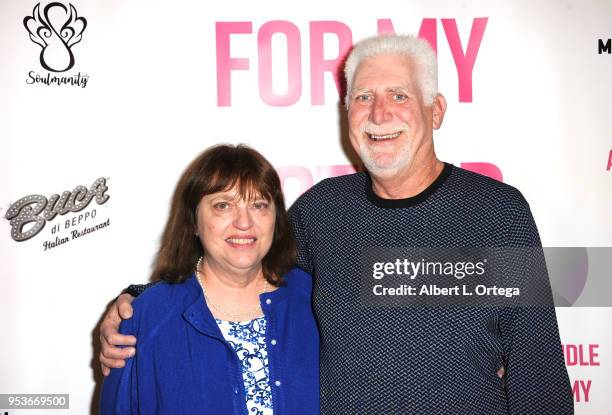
xmin=572 ymin=380 xmax=592 ymax=403
xmin=562 ymin=345 xmax=599 ymax=404
xmin=607 ymin=149 xmax=611 ymax=171
xmin=216 ymin=18 xmax=488 ymax=106
xmin=278 ymin=162 xmax=502 ymax=196
xmin=562 ymin=344 xmax=600 ymax=366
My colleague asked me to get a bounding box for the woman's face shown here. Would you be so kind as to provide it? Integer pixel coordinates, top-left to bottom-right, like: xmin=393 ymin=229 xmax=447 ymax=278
xmin=196 ymin=188 xmax=276 ymax=277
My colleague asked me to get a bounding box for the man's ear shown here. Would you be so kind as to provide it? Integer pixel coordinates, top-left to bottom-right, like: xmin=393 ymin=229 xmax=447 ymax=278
xmin=432 ymin=93 xmax=447 ymax=130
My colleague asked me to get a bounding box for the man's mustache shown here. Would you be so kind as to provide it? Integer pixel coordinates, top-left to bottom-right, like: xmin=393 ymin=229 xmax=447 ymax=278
xmin=360 ymin=121 xmax=410 ymax=135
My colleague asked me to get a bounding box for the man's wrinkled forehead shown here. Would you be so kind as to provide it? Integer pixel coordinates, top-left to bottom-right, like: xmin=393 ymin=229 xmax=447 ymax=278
xmin=351 ymin=54 xmax=420 ymax=92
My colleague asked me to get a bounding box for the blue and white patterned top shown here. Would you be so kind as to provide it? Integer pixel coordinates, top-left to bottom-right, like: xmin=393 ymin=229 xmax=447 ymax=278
xmin=216 ymin=317 xmax=273 ymax=415
xmin=101 ymin=270 xmax=319 ymax=414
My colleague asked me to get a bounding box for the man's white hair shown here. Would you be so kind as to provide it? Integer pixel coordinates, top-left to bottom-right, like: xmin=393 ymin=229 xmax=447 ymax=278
xmin=344 ymin=34 xmax=438 ymax=108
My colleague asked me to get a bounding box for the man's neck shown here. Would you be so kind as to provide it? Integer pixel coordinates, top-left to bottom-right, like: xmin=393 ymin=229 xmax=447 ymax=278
xmin=370 ymin=158 xmax=444 ymax=199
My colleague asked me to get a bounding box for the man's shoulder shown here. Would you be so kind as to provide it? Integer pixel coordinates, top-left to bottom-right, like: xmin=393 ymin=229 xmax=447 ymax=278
xmin=448 ymin=165 xmax=529 ymax=209
xmin=307 ymin=172 xmax=366 ymax=195
xmin=291 ymin=172 xmax=366 ymax=208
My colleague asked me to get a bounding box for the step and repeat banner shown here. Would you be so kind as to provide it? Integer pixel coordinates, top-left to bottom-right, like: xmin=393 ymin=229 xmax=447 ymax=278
xmin=1 ymin=0 xmax=611 ymax=413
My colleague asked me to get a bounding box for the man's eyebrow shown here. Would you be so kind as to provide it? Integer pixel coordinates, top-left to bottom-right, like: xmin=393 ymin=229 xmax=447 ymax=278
xmin=351 ymin=85 xmax=410 ymax=95
xmin=351 ymin=88 xmax=371 ymax=95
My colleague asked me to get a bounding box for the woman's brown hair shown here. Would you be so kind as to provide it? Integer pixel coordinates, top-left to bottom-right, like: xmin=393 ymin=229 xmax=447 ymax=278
xmin=151 ymin=144 xmax=296 ymax=286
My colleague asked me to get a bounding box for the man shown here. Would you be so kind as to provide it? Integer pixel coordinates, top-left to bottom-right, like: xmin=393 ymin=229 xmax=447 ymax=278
xmin=99 ymin=34 xmax=573 ymax=413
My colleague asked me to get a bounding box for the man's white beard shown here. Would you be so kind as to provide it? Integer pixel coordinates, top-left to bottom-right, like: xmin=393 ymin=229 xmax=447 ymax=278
xmin=356 ymin=138 xmax=413 ymax=179
xmin=356 ymin=121 xmax=413 ymax=178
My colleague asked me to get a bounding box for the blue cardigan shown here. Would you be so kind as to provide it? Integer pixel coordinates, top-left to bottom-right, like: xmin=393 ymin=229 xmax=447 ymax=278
xmin=100 ymin=268 xmax=319 ymax=414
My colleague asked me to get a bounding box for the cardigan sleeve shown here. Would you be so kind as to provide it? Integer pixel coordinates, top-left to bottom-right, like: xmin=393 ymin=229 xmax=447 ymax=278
xmin=99 ymin=317 xmax=139 ymax=414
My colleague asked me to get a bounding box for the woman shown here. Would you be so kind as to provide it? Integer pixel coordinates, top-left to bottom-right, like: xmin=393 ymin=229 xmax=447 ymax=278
xmin=100 ymin=145 xmax=319 ymax=414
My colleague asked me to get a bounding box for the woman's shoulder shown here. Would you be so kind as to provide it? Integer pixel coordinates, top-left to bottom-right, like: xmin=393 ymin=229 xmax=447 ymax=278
xmin=281 ymin=267 xmax=313 ymax=295
xmin=127 ymin=276 xmax=199 ymax=331
xmin=134 ymin=277 xmax=193 ymax=306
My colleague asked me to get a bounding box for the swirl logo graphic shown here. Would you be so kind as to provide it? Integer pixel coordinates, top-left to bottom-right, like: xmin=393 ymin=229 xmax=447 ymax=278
xmin=23 ymin=2 xmax=87 ymax=72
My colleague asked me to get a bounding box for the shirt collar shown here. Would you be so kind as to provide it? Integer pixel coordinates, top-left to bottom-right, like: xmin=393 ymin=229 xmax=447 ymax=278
xmin=365 ymin=162 xmax=453 ymax=209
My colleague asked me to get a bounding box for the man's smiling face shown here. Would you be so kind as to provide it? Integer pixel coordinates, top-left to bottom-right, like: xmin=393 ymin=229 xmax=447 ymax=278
xmin=347 ymin=53 xmax=436 ymax=179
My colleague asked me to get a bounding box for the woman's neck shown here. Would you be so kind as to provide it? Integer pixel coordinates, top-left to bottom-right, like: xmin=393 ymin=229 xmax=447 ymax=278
xmin=198 ymin=258 xmax=268 ymax=321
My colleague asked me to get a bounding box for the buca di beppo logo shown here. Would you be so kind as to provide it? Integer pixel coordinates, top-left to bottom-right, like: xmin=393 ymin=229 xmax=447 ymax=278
xmin=23 ymin=2 xmax=90 ymax=87
xmin=5 ymin=178 xmax=109 ymax=242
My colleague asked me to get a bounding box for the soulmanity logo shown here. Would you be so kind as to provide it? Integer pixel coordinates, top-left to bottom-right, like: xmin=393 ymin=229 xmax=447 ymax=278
xmin=23 ymin=2 xmax=90 ymax=87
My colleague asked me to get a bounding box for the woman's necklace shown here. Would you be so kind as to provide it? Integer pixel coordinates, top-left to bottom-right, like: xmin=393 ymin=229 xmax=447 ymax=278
xmin=195 ymin=256 xmax=268 ymax=321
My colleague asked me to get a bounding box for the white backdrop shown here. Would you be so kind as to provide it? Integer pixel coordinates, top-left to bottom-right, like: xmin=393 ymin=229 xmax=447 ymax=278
xmin=1 ymin=0 xmax=611 ymax=413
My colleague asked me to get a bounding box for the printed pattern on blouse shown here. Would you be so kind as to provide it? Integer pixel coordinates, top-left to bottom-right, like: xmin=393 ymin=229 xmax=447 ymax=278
xmin=216 ymin=317 xmax=273 ymax=415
